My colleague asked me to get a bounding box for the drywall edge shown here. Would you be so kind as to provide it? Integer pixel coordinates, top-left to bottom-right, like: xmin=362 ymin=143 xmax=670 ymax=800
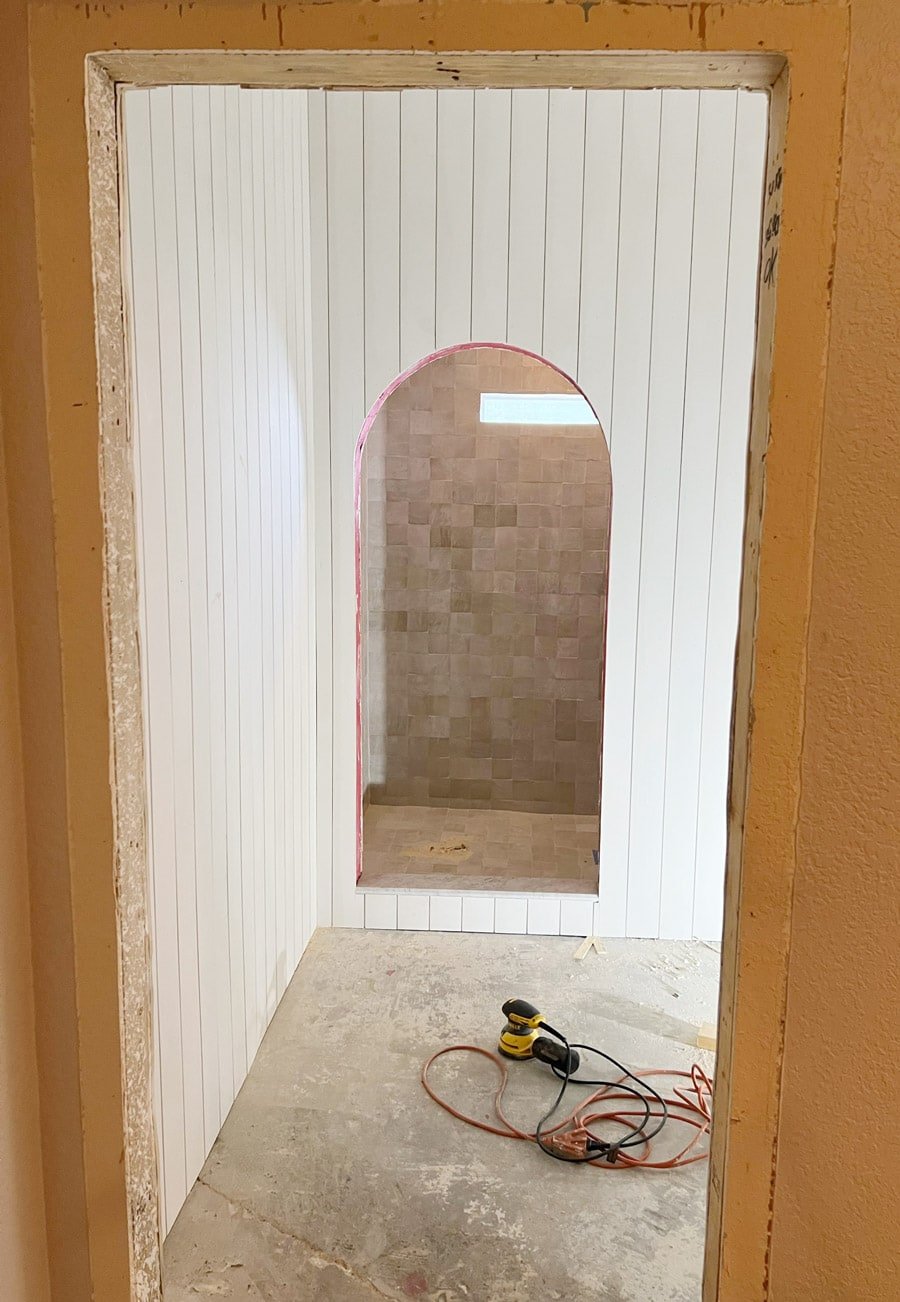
xmin=85 ymin=59 xmax=161 ymax=1299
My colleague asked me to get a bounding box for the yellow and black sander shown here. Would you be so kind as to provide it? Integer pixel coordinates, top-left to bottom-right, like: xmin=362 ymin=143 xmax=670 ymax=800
xmin=498 ymin=998 xmax=581 ymax=1073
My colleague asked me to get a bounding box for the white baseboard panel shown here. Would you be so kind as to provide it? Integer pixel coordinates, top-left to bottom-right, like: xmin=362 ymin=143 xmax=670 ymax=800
xmin=345 ymin=889 xmax=601 ymax=937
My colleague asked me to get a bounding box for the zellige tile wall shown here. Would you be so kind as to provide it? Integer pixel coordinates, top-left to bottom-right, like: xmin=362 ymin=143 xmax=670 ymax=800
xmin=360 ymin=347 xmax=610 ymax=816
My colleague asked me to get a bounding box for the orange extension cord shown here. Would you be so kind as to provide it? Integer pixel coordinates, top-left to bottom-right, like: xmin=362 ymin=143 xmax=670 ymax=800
xmin=422 ymin=1045 xmax=713 ymax=1170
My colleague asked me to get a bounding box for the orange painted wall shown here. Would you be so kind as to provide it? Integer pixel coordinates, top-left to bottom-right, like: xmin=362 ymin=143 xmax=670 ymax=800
xmin=769 ymin=0 xmax=900 ymax=1295
xmin=0 ymin=2 xmax=96 ymax=1297
xmin=0 ymin=418 xmax=50 ymax=1300
xmin=0 ymin=2 xmax=897 ymax=1300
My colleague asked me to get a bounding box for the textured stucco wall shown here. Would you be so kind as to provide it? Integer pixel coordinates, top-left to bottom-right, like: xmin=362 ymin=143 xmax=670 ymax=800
xmin=0 ymin=2 xmax=97 ymax=1297
xmin=0 ymin=1 xmax=896 ymax=1299
xmin=769 ymin=0 xmax=900 ymax=1297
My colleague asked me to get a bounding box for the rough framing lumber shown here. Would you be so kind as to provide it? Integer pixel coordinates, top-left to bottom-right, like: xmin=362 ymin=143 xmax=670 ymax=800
xmin=95 ymin=48 xmax=786 ymax=92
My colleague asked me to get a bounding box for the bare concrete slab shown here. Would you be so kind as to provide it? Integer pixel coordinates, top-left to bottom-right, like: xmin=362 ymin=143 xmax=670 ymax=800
xmin=164 ymin=930 xmax=719 ymax=1301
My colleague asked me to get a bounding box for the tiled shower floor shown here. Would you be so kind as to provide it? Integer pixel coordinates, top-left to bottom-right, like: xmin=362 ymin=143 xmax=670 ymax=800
xmin=358 ymin=804 xmax=599 ymax=895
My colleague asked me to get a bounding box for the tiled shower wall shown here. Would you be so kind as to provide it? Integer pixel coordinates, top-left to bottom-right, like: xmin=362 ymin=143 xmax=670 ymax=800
xmin=361 ymin=347 xmax=610 ymax=816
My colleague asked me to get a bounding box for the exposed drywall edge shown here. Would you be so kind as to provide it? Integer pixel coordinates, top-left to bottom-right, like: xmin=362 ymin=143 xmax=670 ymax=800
xmin=85 ymin=56 xmax=162 ymax=1302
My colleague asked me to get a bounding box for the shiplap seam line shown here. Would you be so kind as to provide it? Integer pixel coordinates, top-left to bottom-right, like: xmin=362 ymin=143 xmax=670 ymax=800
xmin=575 ymin=89 xmax=588 ymax=382
xmin=691 ymin=96 xmax=740 ymax=939
xmin=624 ymin=90 xmax=664 ymax=934
xmin=656 ymin=95 xmax=702 ymax=940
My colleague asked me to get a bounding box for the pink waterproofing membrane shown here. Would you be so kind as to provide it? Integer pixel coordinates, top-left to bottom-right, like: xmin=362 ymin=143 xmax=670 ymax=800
xmin=353 ymin=341 xmax=611 ymax=883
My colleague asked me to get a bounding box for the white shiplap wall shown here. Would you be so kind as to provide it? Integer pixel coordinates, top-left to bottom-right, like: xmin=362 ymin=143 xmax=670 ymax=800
xmin=308 ymin=88 xmax=768 ymax=941
xmin=122 ymin=85 xmax=317 ymax=1234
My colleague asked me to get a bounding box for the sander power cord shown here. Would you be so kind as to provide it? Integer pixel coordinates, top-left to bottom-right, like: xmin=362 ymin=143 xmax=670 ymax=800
xmin=422 ymin=1018 xmax=713 ymax=1170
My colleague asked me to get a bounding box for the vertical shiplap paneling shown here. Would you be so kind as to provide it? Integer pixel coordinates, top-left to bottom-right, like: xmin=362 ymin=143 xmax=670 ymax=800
xmin=326 ymin=91 xmax=367 ymax=927
xmin=435 ymin=90 xmax=474 ymax=349
xmin=574 ymin=93 xmax=626 ymax=938
xmin=542 ymin=89 xmax=587 ymax=377
xmin=506 ymin=89 xmax=549 ymax=354
xmin=363 ymin=92 xmax=401 ymax=409
xmin=234 ymin=86 xmax=261 ymax=1063
xmin=305 ymin=89 xmax=335 ymax=928
xmin=597 ymin=90 xmax=663 ymax=938
xmin=251 ymin=90 xmax=276 ymax=1027
xmin=173 ymin=85 xmax=220 ymax=1149
xmin=268 ymin=92 xmax=289 ymax=998
xmin=575 ymin=93 xmax=626 ymax=931
xmin=123 ymin=86 xmax=318 ymax=1236
xmin=470 ymin=90 xmax=512 ymax=340
xmin=240 ymin=91 xmax=265 ymax=1050
xmin=399 ymin=90 xmax=438 ymax=371
xmin=692 ymin=92 xmax=769 ymax=940
xmin=122 ymin=86 xmax=184 ymax=1230
xmin=151 ymin=85 xmax=208 ymax=1184
xmin=284 ymin=89 xmax=299 ymax=983
xmin=661 ymin=91 xmax=740 ymax=940
xmin=284 ymin=94 xmax=303 ymax=968
xmin=295 ymin=89 xmax=318 ymax=954
xmin=577 ymin=91 xmax=625 ymax=428
xmin=213 ymin=84 xmax=248 ymax=1091
xmin=316 ymin=88 xmax=766 ymax=940
xmin=628 ymin=90 xmax=699 ymax=939
xmin=193 ymin=85 xmax=233 ymax=1117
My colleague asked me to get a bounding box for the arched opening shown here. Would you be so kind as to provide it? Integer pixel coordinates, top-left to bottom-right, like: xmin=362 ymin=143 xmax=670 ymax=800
xmin=355 ymin=342 xmax=611 ymax=893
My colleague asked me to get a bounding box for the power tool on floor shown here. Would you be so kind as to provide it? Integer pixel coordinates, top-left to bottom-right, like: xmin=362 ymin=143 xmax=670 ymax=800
xmin=423 ymin=998 xmax=714 ymax=1170
xmin=497 ymin=998 xmax=581 ymax=1075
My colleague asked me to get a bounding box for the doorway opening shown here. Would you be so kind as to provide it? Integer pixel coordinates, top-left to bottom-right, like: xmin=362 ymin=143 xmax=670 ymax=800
xmin=87 ymin=48 xmax=790 ymax=1302
xmin=357 ymin=342 xmax=610 ymax=895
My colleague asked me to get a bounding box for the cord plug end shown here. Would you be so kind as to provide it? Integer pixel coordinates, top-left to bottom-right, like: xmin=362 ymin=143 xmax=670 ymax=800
xmin=549 ymin=1132 xmax=589 ymax=1159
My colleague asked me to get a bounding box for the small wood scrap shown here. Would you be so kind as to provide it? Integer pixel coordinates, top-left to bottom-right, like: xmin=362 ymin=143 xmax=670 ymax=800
xmin=403 ymin=838 xmax=471 ymax=864
xmin=573 ymin=935 xmax=605 ymax=960
xmin=696 ymin=1022 xmax=717 ymax=1052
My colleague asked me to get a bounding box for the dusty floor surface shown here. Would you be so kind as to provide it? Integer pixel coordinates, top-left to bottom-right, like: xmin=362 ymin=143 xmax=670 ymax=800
xmin=164 ymin=929 xmax=719 ymax=1302
xmin=359 ymin=803 xmax=599 ymax=893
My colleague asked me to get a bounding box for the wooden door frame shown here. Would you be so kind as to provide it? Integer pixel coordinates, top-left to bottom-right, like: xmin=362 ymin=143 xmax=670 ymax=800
xmin=80 ymin=26 xmax=843 ymax=1300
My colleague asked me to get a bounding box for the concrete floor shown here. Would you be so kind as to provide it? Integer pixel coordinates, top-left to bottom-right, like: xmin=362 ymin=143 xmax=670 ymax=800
xmin=164 ymin=929 xmax=719 ymax=1302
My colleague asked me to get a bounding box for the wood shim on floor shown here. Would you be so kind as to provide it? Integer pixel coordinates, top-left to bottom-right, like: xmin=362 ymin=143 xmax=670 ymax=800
xmin=696 ymin=1023 xmax=718 ymax=1052
xmin=573 ymin=936 xmax=605 ymax=960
